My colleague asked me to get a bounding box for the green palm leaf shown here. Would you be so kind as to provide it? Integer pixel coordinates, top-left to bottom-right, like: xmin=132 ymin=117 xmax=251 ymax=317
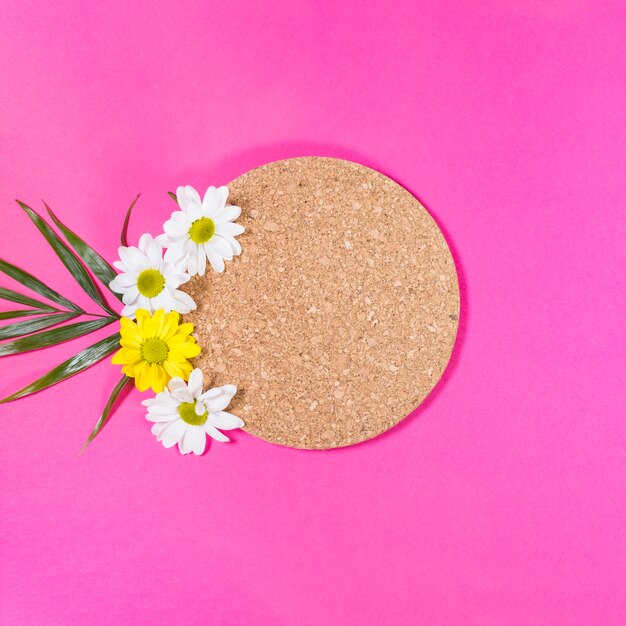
xmin=0 ymin=332 xmax=121 ymax=403
xmin=17 ymin=201 xmax=117 ymax=316
xmin=82 ymin=375 xmax=131 ymax=451
xmin=0 ymin=312 xmax=78 ymax=340
xmin=0 ymin=309 xmax=54 ymax=321
xmin=0 ymin=316 xmax=116 ymax=356
xmin=120 ymin=193 xmax=141 ymax=247
xmin=45 ymin=203 xmax=123 ymax=304
xmin=0 ymin=260 xmax=80 ymax=312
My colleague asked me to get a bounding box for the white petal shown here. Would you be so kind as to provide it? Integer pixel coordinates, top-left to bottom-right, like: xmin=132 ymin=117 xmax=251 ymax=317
xmin=176 ymin=185 xmax=201 ymax=211
xmin=163 ymin=266 xmax=190 ymax=286
xmin=197 ymin=246 xmax=207 ymax=276
xmin=215 ymin=222 xmax=245 ymax=237
xmin=205 ymin=424 xmax=230 ymax=443
xmin=171 ymin=386 xmax=194 ymax=403
xmin=221 ymin=384 xmax=237 ymax=398
xmin=168 ymin=377 xmax=187 ymax=393
xmin=109 ymin=274 xmax=130 ymax=293
xmin=152 ymin=420 xmax=176 ymax=437
xmin=175 ymin=186 xmax=189 ymax=210
xmin=131 ymin=293 xmax=151 ymax=313
xmin=187 ymin=369 xmax=203 ymax=398
xmin=146 ymin=410 xmax=180 ymax=423
xmin=187 ymin=246 xmax=198 ymax=276
xmin=146 ymin=404 xmax=180 ymax=417
xmin=146 ymin=237 xmax=163 ymax=267
xmin=164 ymin=241 xmax=188 ymax=265
xmin=178 ymin=426 xmax=194 ymax=454
xmin=202 ymin=186 xmax=227 ymax=216
xmin=208 ymin=237 xmax=233 ymax=260
xmin=121 ymin=285 xmax=140 ymax=305
xmin=137 ymin=233 xmax=151 ymax=254
xmin=220 ymin=235 xmax=242 ymax=256
xmin=214 ymin=205 xmax=241 ymax=223
xmin=186 ymin=204 xmax=203 ymax=221
xmin=198 ymin=388 xmax=222 ymax=401
xmin=205 ymin=244 xmax=225 ymax=273
xmin=208 ymin=411 xmax=244 ymax=430
xmin=121 ymin=301 xmax=139 ymax=318
xmin=149 ymin=291 xmax=167 ymax=311
xmin=204 ymin=391 xmax=233 ymax=412
xmin=191 ymin=426 xmax=207 ymax=455
xmin=216 ymin=187 xmax=230 ymax=211
xmin=173 ymin=290 xmax=196 ymax=313
xmin=145 ymin=394 xmax=178 ymax=410
xmin=111 ymin=272 xmax=137 ymax=288
xmin=155 ymin=233 xmax=170 ymax=247
xmin=184 ymin=185 xmax=202 ymax=207
xmin=164 ymin=216 xmax=192 ymax=238
xmin=159 ymin=419 xmax=186 ymax=447
xmin=119 ymin=246 xmax=147 ymax=271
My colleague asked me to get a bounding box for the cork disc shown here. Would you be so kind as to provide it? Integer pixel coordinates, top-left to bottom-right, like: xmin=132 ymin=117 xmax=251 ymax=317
xmin=184 ymin=157 xmax=459 ymax=449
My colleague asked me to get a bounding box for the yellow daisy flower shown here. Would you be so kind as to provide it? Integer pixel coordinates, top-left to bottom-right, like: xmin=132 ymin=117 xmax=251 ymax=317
xmin=112 ymin=309 xmax=201 ymax=393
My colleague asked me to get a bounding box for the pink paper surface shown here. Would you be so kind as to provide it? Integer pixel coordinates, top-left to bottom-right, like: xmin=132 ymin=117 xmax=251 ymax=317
xmin=1 ymin=2 xmax=625 ymax=624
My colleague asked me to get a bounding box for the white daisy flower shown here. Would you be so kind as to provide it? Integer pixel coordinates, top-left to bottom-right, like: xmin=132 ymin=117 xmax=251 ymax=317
xmin=159 ymin=184 xmax=245 ymax=276
xmin=109 ymin=233 xmax=196 ymax=319
xmin=142 ymin=368 xmax=244 ymax=455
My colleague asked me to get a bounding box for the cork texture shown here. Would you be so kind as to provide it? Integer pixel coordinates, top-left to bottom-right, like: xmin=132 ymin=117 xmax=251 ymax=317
xmin=184 ymin=157 xmax=459 ymax=449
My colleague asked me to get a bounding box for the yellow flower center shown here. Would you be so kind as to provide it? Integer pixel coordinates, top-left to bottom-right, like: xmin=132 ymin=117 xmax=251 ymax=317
xmin=137 ymin=269 xmax=165 ymax=298
xmin=188 ymin=217 xmax=215 ymax=244
xmin=178 ymin=401 xmax=208 ymax=426
xmin=141 ymin=337 xmax=169 ymax=364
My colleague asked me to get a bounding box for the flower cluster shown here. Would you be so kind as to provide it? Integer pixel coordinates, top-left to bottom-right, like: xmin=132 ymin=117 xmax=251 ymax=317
xmin=110 ymin=184 xmax=245 ymax=455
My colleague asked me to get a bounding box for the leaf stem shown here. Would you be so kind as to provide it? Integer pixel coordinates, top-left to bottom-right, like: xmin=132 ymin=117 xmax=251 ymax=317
xmin=121 ymin=193 xmax=141 ymax=247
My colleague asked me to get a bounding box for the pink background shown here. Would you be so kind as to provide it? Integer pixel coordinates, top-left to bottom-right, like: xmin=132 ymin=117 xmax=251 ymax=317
xmin=1 ymin=1 xmax=625 ymax=624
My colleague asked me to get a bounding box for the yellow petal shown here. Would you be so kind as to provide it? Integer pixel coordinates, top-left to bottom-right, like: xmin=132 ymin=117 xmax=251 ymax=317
xmin=165 ymin=310 xmax=180 ymax=327
xmin=120 ymin=316 xmax=141 ymax=341
xmin=168 ymin=347 xmax=195 ymax=362
xmin=120 ymin=337 xmax=141 ymax=350
xmin=178 ymin=361 xmax=193 ymax=379
xmin=163 ymin=360 xmax=184 ymax=378
xmin=161 ymin=315 xmax=180 ymax=341
xmin=176 ymin=323 xmax=194 ymax=336
xmin=111 ymin=348 xmax=127 ymax=365
xmin=135 ymin=309 xmax=150 ymax=325
xmin=142 ymin=316 xmax=158 ymax=338
xmin=152 ymin=309 xmax=165 ymax=336
xmin=178 ymin=342 xmax=201 ymax=358
xmin=113 ymin=348 xmax=141 ymax=365
xmin=134 ymin=362 xmax=151 ymax=392
xmin=148 ymin=363 xmax=167 ymax=393
xmin=167 ymin=334 xmax=191 ymax=345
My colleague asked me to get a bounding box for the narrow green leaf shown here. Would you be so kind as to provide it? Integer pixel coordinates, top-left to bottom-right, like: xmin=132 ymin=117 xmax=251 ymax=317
xmin=82 ymin=375 xmax=131 ymax=451
xmin=0 ymin=309 xmax=54 ymax=321
xmin=0 ymin=316 xmax=116 ymax=356
xmin=167 ymin=191 xmax=178 ymax=203
xmin=17 ymin=201 xmax=116 ymax=316
xmin=0 ymin=312 xmax=78 ymax=340
xmin=0 ymin=260 xmax=80 ymax=312
xmin=45 ymin=204 xmax=123 ymax=304
xmin=121 ymin=193 xmax=141 ymax=247
xmin=0 ymin=332 xmax=121 ymax=403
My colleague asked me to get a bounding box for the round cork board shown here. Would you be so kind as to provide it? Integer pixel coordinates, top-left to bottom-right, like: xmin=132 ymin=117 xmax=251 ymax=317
xmin=184 ymin=157 xmax=459 ymax=449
